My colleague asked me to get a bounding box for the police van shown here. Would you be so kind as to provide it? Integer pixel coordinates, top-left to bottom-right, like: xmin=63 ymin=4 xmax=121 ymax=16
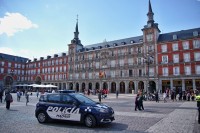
xmin=35 ymin=92 xmax=115 ymax=127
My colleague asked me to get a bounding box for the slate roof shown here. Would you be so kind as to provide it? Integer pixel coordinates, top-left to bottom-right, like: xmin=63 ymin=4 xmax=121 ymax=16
xmin=158 ymin=27 xmax=200 ymax=43
xmin=82 ymin=35 xmax=143 ymax=52
xmin=0 ymin=53 xmax=29 ymax=63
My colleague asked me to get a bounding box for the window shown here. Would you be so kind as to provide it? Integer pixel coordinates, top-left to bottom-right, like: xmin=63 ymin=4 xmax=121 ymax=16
xmin=194 ymin=52 xmax=200 ymax=61
xmin=111 ymin=70 xmax=115 ymax=78
xmin=193 ymin=31 xmax=198 ymax=37
xmin=173 ymin=35 xmax=177 ymax=40
xmin=162 ymin=67 xmax=168 ymax=76
xmin=148 ymin=45 xmax=153 ymax=52
xmin=62 ymin=95 xmax=76 ymax=105
xmin=161 ymin=45 xmax=167 ymax=52
xmin=139 ymin=69 xmax=142 ymax=76
xmin=173 ymin=43 xmax=178 ymax=51
xmin=130 ymin=40 xmax=134 ymax=43
xmin=162 ymin=55 xmax=168 ymax=63
xmin=138 ymin=47 xmax=142 ymax=53
xmin=128 ymin=58 xmax=133 ymax=65
xmin=82 ymin=73 xmax=85 ymax=79
xmin=89 ymin=72 xmax=92 ymax=79
xmin=185 ymin=66 xmax=191 ymax=75
xmin=196 ymin=65 xmax=200 ymax=74
xmin=111 ymin=60 xmax=115 ymax=67
xmin=149 ymin=68 xmax=154 ymax=76
xmin=129 ymin=70 xmax=133 ymax=77
xmin=119 ymin=59 xmax=124 ymax=66
xmin=173 ymin=67 xmax=180 ymax=75
xmin=182 ymin=41 xmax=189 ymax=50
xmin=138 ymin=58 xmax=142 ymax=65
xmin=146 ymin=34 xmax=153 ymax=42
xmin=193 ymin=40 xmax=200 ymax=48
xmin=184 ymin=53 xmax=190 ymax=62
xmin=173 ymin=54 xmax=179 ymax=63
xmin=48 ymin=94 xmax=61 ymax=103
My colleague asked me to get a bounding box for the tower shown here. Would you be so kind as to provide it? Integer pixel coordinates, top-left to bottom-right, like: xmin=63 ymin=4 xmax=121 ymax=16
xmin=142 ymin=0 xmax=160 ymax=93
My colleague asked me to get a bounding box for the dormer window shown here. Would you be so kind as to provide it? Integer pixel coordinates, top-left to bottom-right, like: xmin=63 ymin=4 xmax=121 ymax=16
xmin=193 ymin=31 xmax=198 ymax=37
xmin=139 ymin=39 xmax=143 ymax=42
xmin=98 ymin=46 xmax=102 ymax=49
xmin=173 ymin=34 xmax=177 ymax=40
xmin=92 ymin=47 xmax=95 ymax=50
xmin=121 ymin=42 xmax=126 ymax=45
xmin=113 ymin=43 xmax=118 ymax=46
xmin=130 ymin=40 xmax=135 ymax=43
xmin=105 ymin=44 xmax=110 ymax=48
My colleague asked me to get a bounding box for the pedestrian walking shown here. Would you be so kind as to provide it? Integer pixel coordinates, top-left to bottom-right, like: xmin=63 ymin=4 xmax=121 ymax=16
xmin=139 ymin=94 xmax=144 ymax=110
xmin=116 ymin=90 xmax=119 ymax=99
xmin=98 ymin=90 xmax=102 ymax=103
xmin=135 ymin=94 xmax=140 ymax=111
xmin=17 ymin=90 xmax=21 ymax=102
xmin=25 ymin=91 xmax=29 ymax=106
xmin=5 ymin=92 xmax=13 ymax=110
xmin=163 ymin=92 xmax=167 ymax=103
xmin=155 ymin=91 xmax=159 ymax=103
xmin=36 ymin=91 xmax=39 ymax=98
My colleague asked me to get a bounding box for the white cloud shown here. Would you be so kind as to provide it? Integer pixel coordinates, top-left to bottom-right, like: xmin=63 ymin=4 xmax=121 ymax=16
xmin=0 ymin=47 xmax=15 ymax=55
xmin=0 ymin=12 xmax=38 ymax=36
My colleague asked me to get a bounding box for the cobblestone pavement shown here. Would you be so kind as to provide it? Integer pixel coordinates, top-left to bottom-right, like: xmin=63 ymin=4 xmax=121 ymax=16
xmin=0 ymin=93 xmax=199 ymax=133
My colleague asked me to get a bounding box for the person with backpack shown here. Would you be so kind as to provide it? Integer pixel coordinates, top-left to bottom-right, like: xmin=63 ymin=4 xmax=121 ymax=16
xmin=5 ymin=92 xmax=13 ymax=110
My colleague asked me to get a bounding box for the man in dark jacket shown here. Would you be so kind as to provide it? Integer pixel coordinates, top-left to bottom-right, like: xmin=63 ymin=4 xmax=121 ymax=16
xmin=5 ymin=92 xmax=13 ymax=110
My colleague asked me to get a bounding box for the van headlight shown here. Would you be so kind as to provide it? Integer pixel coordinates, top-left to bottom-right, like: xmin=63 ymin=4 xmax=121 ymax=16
xmin=94 ymin=107 xmax=108 ymax=113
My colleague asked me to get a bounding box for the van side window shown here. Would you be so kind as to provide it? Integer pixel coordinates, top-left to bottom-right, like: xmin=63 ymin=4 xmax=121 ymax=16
xmin=48 ymin=94 xmax=61 ymax=103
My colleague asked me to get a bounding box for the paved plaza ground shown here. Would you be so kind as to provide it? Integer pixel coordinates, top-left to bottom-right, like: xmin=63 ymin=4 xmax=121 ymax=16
xmin=0 ymin=93 xmax=199 ymax=133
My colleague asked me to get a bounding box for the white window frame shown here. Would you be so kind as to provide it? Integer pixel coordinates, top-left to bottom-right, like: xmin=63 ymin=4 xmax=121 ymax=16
xmin=184 ymin=66 xmax=191 ymax=75
xmin=196 ymin=65 xmax=200 ymax=74
xmin=184 ymin=53 xmax=190 ymax=62
xmin=172 ymin=43 xmax=178 ymax=51
xmin=173 ymin=67 xmax=180 ymax=76
xmin=194 ymin=52 xmax=200 ymax=61
xmin=193 ymin=40 xmax=200 ymax=48
xmin=162 ymin=55 xmax=168 ymax=64
xmin=173 ymin=54 xmax=179 ymax=63
xmin=162 ymin=67 xmax=168 ymax=76
xmin=161 ymin=44 xmax=167 ymax=52
xmin=182 ymin=41 xmax=189 ymax=50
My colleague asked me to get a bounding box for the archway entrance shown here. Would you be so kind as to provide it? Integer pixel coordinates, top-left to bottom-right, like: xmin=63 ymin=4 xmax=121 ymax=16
xmin=76 ymin=83 xmax=79 ymax=92
xmin=129 ymin=81 xmax=135 ymax=93
xmin=138 ymin=81 xmax=144 ymax=92
xmin=95 ymin=82 xmax=99 ymax=93
xmin=103 ymin=82 xmax=108 ymax=90
xmin=120 ymin=82 xmax=125 ymax=93
xmin=69 ymin=83 xmax=73 ymax=90
xmin=149 ymin=81 xmax=156 ymax=93
xmin=88 ymin=83 xmax=92 ymax=90
xmin=82 ymin=83 xmax=85 ymax=92
xmin=111 ymin=82 xmax=116 ymax=93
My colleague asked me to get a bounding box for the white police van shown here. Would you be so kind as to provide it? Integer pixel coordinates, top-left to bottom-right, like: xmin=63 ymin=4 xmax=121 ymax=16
xmin=35 ymin=92 xmax=115 ymax=127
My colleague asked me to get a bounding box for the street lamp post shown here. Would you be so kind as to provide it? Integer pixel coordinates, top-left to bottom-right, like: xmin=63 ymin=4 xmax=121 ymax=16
xmin=145 ymin=53 xmax=153 ymax=94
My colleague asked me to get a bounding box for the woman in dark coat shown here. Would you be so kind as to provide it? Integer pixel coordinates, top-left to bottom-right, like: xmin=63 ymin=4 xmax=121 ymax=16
xmin=5 ymin=92 xmax=13 ymax=110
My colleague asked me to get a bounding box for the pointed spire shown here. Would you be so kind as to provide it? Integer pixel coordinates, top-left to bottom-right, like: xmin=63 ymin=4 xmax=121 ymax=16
xmin=71 ymin=15 xmax=82 ymax=45
xmin=147 ymin=0 xmax=154 ymax=25
xmin=148 ymin=0 xmax=153 ymax=13
xmin=74 ymin=15 xmax=79 ymax=39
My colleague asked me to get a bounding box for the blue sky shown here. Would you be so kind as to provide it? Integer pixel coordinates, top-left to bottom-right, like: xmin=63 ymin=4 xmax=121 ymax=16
xmin=0 ymin=0 xmax=200 ymax=59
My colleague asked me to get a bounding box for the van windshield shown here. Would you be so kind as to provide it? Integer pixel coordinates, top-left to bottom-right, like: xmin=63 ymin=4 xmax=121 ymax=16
xmin=71 ymin=93 xmax=96 ymax=105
